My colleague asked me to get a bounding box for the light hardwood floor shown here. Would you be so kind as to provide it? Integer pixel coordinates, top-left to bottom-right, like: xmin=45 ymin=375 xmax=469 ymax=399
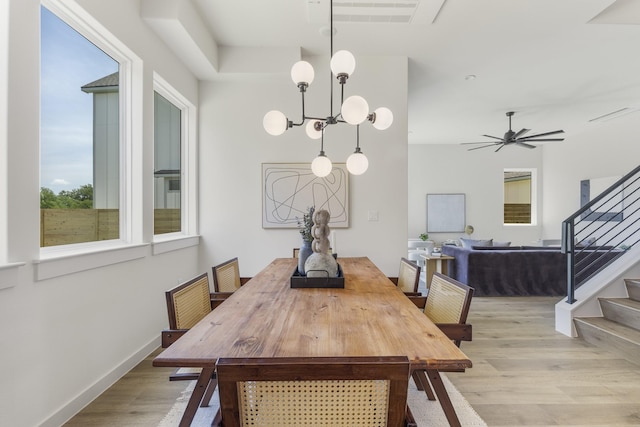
xmin=65 ymin=297 xmax=640 ymax=426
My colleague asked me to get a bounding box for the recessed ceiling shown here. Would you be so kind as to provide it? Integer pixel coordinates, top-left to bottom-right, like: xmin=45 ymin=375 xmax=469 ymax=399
xmin=184 ymin=0 xmax=640 ymax=145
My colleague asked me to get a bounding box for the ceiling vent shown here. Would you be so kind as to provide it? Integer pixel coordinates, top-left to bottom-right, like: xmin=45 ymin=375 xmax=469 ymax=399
xmin=588 ymin=107 xmax=640 ymax=123
xmin=307 ymin=0 xmax=420 ymax=24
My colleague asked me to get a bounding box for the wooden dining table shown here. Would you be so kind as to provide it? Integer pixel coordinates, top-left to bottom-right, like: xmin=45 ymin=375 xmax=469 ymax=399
xmin=153 ymin=257 xmax=472 ymax=426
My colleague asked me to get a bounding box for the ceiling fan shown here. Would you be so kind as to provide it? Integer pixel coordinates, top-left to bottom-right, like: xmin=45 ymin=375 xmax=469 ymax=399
xmin=463 ymin=111 xmax=564 ymax=152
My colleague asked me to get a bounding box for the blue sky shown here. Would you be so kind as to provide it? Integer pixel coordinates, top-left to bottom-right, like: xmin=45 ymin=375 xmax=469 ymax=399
xmin=40 ymin=6 xmax=118 ymax=194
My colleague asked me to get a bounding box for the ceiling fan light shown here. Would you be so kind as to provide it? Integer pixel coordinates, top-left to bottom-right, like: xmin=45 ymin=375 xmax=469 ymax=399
xmin=263 ymin=110 xmax=288 ymax=136
xmin=330 ymin=50 xmax=356 ymax=78
xmin=341 ymin=95 xmax=369 ymax=125
xmin=291 ymin=61 xmax=315 ymax=87
xmin=305 ymin=120 xmax=323 ymax=139
xmin=346 ymin=151 xmax=369 ymax=175
xmin=371 ymin=107 xmax=393 ymax=130
xmin=311 ymin=154 xmax=332 ymax=177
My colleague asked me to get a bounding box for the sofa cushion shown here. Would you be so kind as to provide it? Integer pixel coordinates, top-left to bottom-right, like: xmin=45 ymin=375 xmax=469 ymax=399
xmin=460 ymin=238 xmax=492 ymax=249
xmin=493 ymin=241 xmax=511 ymax=247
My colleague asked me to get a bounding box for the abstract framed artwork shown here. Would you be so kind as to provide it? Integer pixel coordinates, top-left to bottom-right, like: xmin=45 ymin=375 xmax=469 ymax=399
xmin=262 ymin=163 xmax=349 ymax=228
xmin=426 ymin=193 xmax=465 ymax=233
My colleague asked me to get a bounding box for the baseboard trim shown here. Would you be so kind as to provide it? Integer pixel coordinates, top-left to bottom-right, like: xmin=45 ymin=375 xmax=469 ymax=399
xmin=38 ymin=335 xmax=161 ymax=427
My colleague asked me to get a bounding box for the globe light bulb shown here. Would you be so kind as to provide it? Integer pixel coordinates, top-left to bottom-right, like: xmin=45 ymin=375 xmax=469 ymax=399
xmin=330 ymin=50 xmax=356 ymax=77
xmin=341 ymin=95 xmax=369 ymax=125
xmin=346 ymin=151 xmax=369 ymax=175
xmin=305 ymin=120 xmax=323 ymax=140
xmin=263 ymin=110 xmax=288 ymax=136
xmin=371 ymin=107 xmax=393 ymax=130
xmin=311 ymin=154 xmax=332 ymax=177
xmin=290 ymin=61 xmax=315 ymax=87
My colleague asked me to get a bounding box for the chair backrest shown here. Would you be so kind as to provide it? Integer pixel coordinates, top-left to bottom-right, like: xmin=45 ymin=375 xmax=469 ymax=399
xmin=217 ymin=356 xmax=410 ymax=427
xmin=165 ymin=273 xmax=212 ymax=330
xmin=398 ymin=257 xmax=421 ymax=293
xmin=212 ymin=258 xmax=241 ymax=293
xmin=425 ymin=272 xmax=474 ymax=345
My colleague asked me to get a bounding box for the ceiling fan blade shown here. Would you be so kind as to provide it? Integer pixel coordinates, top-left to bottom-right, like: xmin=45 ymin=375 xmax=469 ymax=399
xmin=467 ymin=144 xmax=501 ymax=151
xmin=482 ymin=134 xmax=505 ymax=141
xmin=519 ymin=130 xmax=564 ymax=140
xmin=516 ymin=142 xmax=536 ymax=149
xmin=495 ymin=144 xmax=506 ymax=152
xmin=518 ymin=138 xmax=564 ymax=143
xmin=462 ymin=141 xmax=502 ymax=145
xmin=512 ymin=128 xmax=530 ymax=139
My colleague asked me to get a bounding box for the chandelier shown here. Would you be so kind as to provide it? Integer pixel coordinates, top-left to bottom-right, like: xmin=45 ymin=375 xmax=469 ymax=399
xmin=262 ymin=0 xmax=393 ymax=177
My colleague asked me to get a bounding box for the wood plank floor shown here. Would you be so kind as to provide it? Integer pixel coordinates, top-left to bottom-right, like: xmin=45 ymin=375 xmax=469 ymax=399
xmin=65 ymin=297 xmax=640 ymax=426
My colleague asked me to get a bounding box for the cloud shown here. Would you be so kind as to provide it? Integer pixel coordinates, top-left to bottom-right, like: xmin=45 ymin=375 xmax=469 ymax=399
xmin=50 ymin=178 xmax=70 ymax=186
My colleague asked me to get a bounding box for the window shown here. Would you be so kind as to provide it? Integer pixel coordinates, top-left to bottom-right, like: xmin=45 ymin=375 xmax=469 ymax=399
xmin=153 ymin=91 xmax=181 ymax=234
xmin=153 ymin=73 xmax=197 ymax=241
xmin=504 ymin=169 xmax=537 ymax=225
xmin=40 ymin=4 xmax=119 ymax=247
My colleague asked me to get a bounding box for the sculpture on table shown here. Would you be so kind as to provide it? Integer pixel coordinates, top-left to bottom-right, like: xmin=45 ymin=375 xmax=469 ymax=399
xmin=304 ymin=209 xmax=338 ymax=278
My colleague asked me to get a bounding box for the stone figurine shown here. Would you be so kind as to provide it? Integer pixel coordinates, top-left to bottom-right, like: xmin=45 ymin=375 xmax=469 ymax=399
xmin=304 ymin=209 xmax=338 ymax=278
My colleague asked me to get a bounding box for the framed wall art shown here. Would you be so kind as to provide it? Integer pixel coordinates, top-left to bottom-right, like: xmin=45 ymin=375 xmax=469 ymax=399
xmin=427 ymin=193 xmax=465 ymax=233
xmin=262 ymin=163 xmax=349 ymax=228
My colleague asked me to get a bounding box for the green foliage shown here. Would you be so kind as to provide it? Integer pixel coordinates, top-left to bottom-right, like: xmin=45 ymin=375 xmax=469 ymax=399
xmin=297 ymin=206 xmax=315 ymax=242
xmin=40 ymin=184 xmax=93 ymax=209
xmin=419 ymin=233 xmax=429 ymax=241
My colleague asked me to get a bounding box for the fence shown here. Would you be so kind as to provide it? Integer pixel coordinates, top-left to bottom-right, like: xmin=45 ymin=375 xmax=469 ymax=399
xmin=40 ymin=209 xmax=180 ymax=247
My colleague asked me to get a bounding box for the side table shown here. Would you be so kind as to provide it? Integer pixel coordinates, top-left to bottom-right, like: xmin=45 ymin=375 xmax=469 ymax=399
xmin=420 ymin=254 xmax=454 ymax=287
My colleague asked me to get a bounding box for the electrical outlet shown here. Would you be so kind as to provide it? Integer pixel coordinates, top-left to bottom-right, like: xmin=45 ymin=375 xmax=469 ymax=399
xmin=368 ymin=210 xmax=379 ymax=221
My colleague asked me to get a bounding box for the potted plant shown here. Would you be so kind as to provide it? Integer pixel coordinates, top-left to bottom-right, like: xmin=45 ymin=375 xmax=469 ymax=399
xmin=418 ymin=232 xmax=435 ymax=255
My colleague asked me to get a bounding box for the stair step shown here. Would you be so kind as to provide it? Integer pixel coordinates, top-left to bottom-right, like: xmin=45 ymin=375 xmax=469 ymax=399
xmin=600 ymin=298 xmax=640 ymax=330
xmin=574 ymin=317 xmax=640 ymax=366
xmin=625 ymin=278 xmax=640 ymax=302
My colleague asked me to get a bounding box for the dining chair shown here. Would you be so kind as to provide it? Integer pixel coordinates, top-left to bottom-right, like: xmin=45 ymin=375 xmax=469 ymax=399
xmin=397 ymin=257 xmax=421 ymax=294
xmin=214 ymin=356 xmax=415 ymax=427
xmin=163 ymin=273 xmax=218 ymax=407
xmin=411 ymin=272 xmax=474 ymax=403
xmin=212 ymin=257 xmax=242 ymax=293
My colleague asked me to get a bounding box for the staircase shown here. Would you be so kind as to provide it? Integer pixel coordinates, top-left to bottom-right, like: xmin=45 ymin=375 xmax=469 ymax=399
xmin=574 ymin=279 xmax=640 ymax=365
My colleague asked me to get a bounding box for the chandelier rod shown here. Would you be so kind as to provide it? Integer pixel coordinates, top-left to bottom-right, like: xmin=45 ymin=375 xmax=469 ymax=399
xmin=329 ymin=0 xmax=334 ymax=121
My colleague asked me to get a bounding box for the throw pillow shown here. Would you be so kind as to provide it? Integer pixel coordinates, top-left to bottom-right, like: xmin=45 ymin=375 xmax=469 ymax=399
xmin=460 ymin=237 xmax=493 ymax=249
xmin=493 ymin=241 xmax=511 ymax=247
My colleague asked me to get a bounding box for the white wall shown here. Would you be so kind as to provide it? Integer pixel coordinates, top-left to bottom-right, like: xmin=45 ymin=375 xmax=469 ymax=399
xmin=408 ymin=143 xmax=543 ymax=246
xmin=541 ymin=113 xmax=640 ymax=239
xmin=197 ymin=54 xmax=409 ymax=276
xmin=409 ymin=113 xmax=640 ymax=246
xmin=1 ymin=1 xmax=202 ymax=426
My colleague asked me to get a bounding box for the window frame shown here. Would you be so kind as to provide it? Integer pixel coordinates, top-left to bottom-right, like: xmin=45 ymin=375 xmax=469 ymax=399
xmin=36 ymin=0 xmax=146 ymax=280
xmin=503 ymin=168 xmax=537 ymax=226
xmin=152 ymin=72 xmax=199 ymax=254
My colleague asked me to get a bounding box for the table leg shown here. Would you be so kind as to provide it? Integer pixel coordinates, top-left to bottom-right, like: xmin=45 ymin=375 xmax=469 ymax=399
xmin=425 ymin=259 xmax=436 ymax=287
xmin=425 ymin=369 xmax=461 ymax=427
xmin=440 ymin=259 xmax=449 ymax=277
xmin=179 ymin=367 xmax=215 ymax=427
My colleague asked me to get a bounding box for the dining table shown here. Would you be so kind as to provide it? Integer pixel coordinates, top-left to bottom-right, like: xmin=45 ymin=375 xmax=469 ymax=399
xmin=153 ymin=256 xmax=472 ymax=426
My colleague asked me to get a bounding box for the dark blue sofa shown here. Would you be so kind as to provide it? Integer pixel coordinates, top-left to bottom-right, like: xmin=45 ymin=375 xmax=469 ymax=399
xmin=441 ymin=245 xmax=568 ymax=296
xmin=441 ymin=245 xmax=623 ymax=296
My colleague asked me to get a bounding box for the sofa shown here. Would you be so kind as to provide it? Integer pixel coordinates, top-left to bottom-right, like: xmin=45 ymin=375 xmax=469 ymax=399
xmin=441 ymin=245 xmax=568 ymax=296
xmin=441 ymin=243 xmax=624 ymax=296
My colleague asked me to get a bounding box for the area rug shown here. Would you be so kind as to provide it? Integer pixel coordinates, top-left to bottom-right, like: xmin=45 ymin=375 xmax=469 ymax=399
xmin=158 ymin=373 xmax=487 ymax=426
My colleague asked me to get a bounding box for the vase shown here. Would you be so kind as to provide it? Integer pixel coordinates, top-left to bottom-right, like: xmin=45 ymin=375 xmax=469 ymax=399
xmin=298 ymin=240 xmax=313 ymax=275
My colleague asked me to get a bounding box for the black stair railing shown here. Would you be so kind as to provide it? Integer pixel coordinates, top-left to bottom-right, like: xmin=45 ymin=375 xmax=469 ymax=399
xmin=562 ymin=165 xmax=640 ymax=303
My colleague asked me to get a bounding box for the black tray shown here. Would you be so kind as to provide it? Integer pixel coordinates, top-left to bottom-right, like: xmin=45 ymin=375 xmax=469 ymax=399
xmin=290 ymin=264 xmax=344 ymax=288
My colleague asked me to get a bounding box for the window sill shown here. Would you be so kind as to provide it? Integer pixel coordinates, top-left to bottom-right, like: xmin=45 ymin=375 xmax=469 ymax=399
xmin=0 ymin=262 xmax=26 ymax=290
xmin=35 ymin=242 xmax=149 ymax=281
xmin=152 ymin=234 xmax=200 ymax=255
